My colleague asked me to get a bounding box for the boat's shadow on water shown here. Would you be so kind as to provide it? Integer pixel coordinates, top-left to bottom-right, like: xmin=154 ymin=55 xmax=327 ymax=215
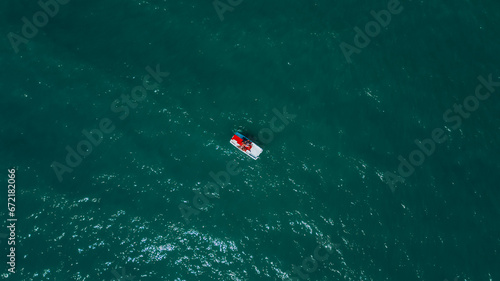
xmin=236 ymin=130 xmax=265 ymax=148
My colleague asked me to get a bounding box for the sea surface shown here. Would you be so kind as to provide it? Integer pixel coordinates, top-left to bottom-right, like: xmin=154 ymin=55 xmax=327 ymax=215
xmin=1 ymin=0 xmax=500 ymax=280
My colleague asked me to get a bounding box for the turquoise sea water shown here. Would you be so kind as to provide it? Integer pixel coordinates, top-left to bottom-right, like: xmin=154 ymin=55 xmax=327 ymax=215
xmin=1 ymin=0 xmax=500 ymax=280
